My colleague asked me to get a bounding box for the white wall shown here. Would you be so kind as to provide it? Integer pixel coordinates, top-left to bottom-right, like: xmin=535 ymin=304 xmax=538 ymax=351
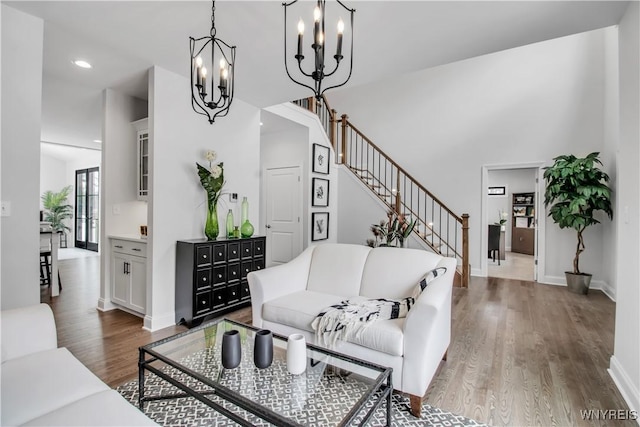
xmin=487 ymin=168 xmax=537 ymax=251
xmin=40 ymin=154 xmax=68 ymax=209
xmin=1 ymin=5 xmax=44 ymax=310
xmin=262 ymin=103 xmax=338 ymax=247
xmin=329 ymin=28 xmax=610 ymax=282
xmin=610 ymin=1 xmax=640 ymax=417
xmin=98 ymin=89 xmax=147 ymax=312
xmin=147 ymin=66 xmax=261 ymax=331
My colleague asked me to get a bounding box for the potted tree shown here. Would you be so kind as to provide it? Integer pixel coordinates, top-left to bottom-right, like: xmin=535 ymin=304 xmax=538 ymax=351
xmin=543 ymin=152 xmax=613 ymax=294
xmin=41 ymin=185 xmax=74 ymax=244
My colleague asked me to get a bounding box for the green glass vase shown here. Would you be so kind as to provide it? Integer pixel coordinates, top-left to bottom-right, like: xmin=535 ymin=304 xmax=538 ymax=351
xmin=241 ymin=220 xmax=254 ymax=238
xmin=204 ymin=204 xmax=219 ymax=240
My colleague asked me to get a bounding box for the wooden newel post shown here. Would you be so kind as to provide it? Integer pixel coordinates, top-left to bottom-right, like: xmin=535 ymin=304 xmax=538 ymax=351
xmin=461 ymin=213 xmax=470 ymax=288
xmin=308 ymin=97 xmax=317 ymax=114
xmin=340 ymin=114 xmax=348 ymax=165
xmin=329 ymin=109 xmax=338 ymax=156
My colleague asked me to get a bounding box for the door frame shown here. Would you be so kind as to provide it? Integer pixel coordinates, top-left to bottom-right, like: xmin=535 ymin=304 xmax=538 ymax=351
xmin=480 ymin=162 xmax=545 ymax=280
xmin=262 ymin=165 xmax=304 ymax=267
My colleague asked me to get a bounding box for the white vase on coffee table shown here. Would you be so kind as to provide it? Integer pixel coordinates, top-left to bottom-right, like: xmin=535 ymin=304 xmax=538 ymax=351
xmin=286 ymin=334 xmax=307 ymax=375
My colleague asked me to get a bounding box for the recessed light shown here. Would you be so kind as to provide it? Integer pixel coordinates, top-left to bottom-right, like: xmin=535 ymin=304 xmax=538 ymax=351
xmin=73 ymin=60 xmax=92 ymax=69
xmin=93 ymin=139 xmax=102 ymax=143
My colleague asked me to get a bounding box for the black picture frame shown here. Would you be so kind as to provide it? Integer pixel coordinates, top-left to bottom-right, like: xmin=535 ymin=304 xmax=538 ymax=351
xmin=488 ymin=186 xmax=506 ymax=196
xmin=311 ymin=212 xmax=329 ymax=241
xmin=312 ymin=178 xmax=330 ymax=207
xmin=312 ymin=143 xmax=330 ymax=174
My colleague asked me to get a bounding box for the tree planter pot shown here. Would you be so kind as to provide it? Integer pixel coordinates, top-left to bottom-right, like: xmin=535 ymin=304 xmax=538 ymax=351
xmin=565 ymin=272 xmax=592 ymax=295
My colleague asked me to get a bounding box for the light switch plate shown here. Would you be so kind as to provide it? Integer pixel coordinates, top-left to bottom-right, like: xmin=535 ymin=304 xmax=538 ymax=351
xmin=1 ymin=201 xmax=11 ymax=217
xmin=229 ymin=193 xmax=238 ymax=203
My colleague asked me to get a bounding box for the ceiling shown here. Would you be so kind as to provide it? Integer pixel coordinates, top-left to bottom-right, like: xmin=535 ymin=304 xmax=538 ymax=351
xmin=4 ymin=1 xmax=630 ymax=149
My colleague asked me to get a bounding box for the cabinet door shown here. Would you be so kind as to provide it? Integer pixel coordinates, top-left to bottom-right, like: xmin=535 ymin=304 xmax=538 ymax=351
xmin=129 ymin=256 xmax=147 ymax=313
xmin=112 ymin=253 xmax=129 ymax=306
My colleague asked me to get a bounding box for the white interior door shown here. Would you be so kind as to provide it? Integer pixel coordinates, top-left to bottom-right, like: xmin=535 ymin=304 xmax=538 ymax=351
xmin=265 ymin=166 xmax=302 ymax=266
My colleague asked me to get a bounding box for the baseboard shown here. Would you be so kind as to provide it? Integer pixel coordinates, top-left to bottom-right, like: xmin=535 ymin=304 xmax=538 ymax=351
xmin=470 ymin=267 xmax=483 ymax=277
xmin=539 ymin=275 xmax=616 ymax=300
xmin=609 ymin=355 xmax=640 ymax=424
xmin=96 ymin=298 xmax=116 ymax=312
xmin=143 ymin=312 xmax=175 ymax=332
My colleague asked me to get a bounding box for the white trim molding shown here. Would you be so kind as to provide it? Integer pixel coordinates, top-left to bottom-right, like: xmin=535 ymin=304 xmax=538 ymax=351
xmin=539 ymin=275 xmax=615 ymax=301
xmin=609 ymin=355 xmax=640 ymax=423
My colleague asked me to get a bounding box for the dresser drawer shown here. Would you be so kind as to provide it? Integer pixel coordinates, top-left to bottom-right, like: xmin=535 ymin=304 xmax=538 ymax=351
xmin=227 ymin=262 xmax=240 ymax=283
xmin=195 ymin=245 xmax=212 ymax=267
xmin=195 ymin=268 xmax=212 ymax=290
xmin=213 ymin=244 xmax=226 ymax=263
xmin=241 ymin=241 xmax=253 ymax=259
xmin=111 ymin=239 xmax=147 ymax=257
xmin=227 ymin=243 xmax=240 ymax=261
xmin=195 ymin=291 xmax=211 ymax=316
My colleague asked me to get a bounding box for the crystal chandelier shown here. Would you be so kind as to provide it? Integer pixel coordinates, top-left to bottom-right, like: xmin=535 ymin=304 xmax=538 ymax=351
xmin=190 ymin=0 xmax=236 ymax=124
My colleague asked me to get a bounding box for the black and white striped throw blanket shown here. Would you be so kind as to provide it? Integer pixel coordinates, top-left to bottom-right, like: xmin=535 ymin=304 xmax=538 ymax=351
xmin=311 ymin=267 xmax=447 ymax=347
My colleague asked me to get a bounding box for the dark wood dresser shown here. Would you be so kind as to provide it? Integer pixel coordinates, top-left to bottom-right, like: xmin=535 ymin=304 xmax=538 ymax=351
xmin=175 ymin=236 xmax=265 ymax=326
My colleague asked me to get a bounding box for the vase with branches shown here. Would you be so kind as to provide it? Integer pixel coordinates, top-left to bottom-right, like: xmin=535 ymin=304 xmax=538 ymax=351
xmin=197 ymin=150 xmax=225 ymax=240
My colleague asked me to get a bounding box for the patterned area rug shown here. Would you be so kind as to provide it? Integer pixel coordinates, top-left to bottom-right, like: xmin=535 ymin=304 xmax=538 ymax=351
xmin=117 ymin=373 xmax=486 ymax=427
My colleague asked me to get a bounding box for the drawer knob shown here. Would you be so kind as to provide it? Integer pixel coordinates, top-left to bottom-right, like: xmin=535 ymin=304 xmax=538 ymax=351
xmin=203 ymin=277 xmax=207 ymax=282
xmin=218 ymin=274 xmax=223 ymax=279
xmin=132 ymin=248 xmax=141 ymax=252
xmin=219 ymin=252 xmax=223 ymax=256
xmin=233 ymin=250 xmax=237 ymax=254
xmin=115 ymin=245 xmax=123 ymax=249
xmin=245 ymin=269 xmax=249 ymax=273
xmin=202 ymin=300 xmax=206 ymax=305
xmin=203 ymin=254 xmax=207 ymax=259
xmin=218 ymin=296 xmax=222 ymax=300
xmin=232 ymin=292 xmax=236 ymax=296
xmin=232 ymin=272 xmax=236 ymax=276
xmin=257 ymin=266 xmax=261 ymax=270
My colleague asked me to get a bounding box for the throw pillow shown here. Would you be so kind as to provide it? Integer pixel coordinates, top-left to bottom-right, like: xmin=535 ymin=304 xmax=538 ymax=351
xmin=411 ymin=267 xmax=447 ymax=301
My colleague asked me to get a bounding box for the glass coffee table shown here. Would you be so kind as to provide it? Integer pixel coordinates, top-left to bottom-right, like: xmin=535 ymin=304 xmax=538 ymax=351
xmin=139 ymin=318 xmax=392 ymax=426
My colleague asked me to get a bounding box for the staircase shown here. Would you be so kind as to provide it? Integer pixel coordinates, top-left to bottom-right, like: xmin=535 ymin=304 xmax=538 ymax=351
xmin=293 ymin=96 xmax=470 ymax=287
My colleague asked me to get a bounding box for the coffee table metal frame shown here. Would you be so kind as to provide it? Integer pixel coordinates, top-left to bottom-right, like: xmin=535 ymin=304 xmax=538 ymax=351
xmin=138 ymin=318 xmax=393 ymax=426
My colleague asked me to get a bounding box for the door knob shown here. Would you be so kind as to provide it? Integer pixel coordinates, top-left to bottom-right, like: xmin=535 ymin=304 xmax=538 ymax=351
xmin=266 ymin=225 xmax=271 ymax=229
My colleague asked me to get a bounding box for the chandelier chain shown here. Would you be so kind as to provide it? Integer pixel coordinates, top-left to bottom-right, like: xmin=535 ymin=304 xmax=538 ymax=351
xmin=210 ymin=1 xmax=216 ymax=37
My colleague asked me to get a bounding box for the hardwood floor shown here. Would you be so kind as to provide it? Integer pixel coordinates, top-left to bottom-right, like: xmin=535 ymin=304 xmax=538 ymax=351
xmin=42 ymin=257 xmax=633 ymax=426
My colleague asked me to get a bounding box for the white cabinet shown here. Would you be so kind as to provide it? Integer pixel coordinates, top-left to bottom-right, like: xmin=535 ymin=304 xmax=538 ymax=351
xmin=132 ymin=118 xmax=149 ymax=201
xmin=111 ymin=238 xmax=147 ymax=315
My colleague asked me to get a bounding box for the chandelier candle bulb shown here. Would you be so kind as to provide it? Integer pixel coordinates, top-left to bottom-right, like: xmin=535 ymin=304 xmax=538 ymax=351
xmin=195 ymin=56 xmax=203 ymax=87
xmin=313 ymin=6 xmax=321 ymax=45
xmin=297 ymin=19 xmax=304 ymax=57
xmin=201 ymin=67 xmax=207 ymax=96
xmin=336 ymin=18 xmax=344 ymax=57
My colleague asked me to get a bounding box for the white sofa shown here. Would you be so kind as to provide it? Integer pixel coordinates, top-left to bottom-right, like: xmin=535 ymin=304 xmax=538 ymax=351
xmin=1 ymin=304 xmax=156 ymax=426
xmin=248 ymin=243 xmax=456 ymax=417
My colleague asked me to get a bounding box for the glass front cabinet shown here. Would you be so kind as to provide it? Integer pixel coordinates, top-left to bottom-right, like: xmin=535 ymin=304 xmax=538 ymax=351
xmin=132 ymin=118 xmax=149 ymax=201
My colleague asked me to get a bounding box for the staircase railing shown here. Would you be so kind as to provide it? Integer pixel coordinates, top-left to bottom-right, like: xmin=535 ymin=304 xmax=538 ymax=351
xmin=293 ymin=96 xmax=469 ymax=287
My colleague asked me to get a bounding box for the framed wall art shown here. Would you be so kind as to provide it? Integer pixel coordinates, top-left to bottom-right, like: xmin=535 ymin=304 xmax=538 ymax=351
xmin=311 ymin=212 xmax=329 ymax=241
xmin=312 ymin=143 xmax=330 ymax=174
xmin=312 ymin=178 xmax=330 ymax=207
xmin=488 ymin=186 xmax=507 ymax=196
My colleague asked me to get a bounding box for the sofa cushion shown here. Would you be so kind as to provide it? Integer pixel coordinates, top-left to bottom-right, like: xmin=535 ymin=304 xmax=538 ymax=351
xmin=359 ymin=247 xmax=443 ymax=299
xmin=263 ymin=290 xmax=405 ymax=356
xmin=306 ymin=244 xmax=371 ymax=297
xmin=263 ymin=290 xmax=344 ymax=333
xmin=1 ymin=348 xmax=109 ymax=426
xmin=21 ymin=390 xmax=157 ymax=426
